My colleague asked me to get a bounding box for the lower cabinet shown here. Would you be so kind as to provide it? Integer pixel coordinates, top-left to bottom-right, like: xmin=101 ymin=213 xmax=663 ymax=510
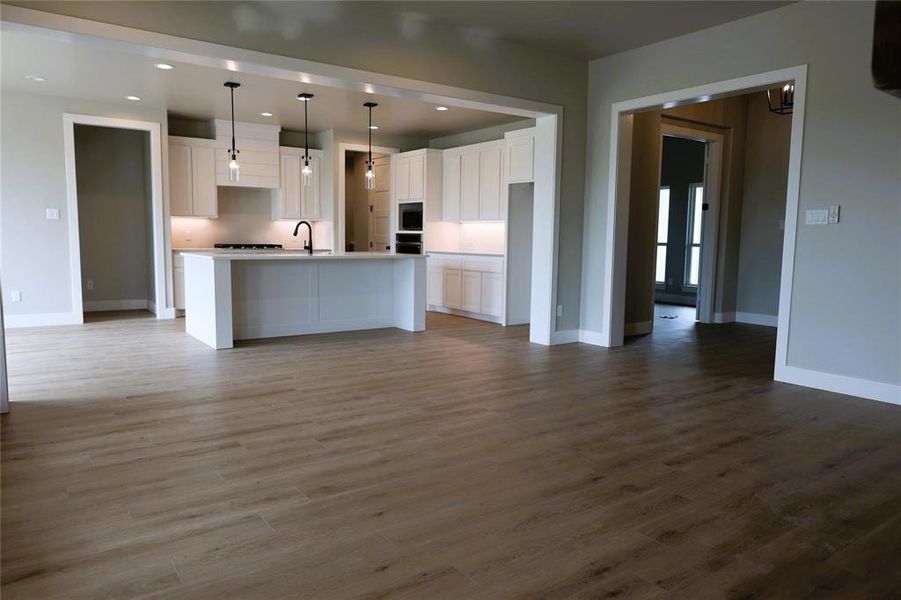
xmin=428 ymin=254 xmax=504 ymax=322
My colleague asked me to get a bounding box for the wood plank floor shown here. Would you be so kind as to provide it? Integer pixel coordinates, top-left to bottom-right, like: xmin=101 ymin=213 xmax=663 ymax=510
xmin=2 ymin=309 xmax=900 ymax=599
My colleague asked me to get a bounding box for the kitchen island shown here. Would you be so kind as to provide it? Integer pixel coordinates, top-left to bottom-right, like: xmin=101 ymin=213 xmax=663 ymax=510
xmin=182 ymin=252 xmax=426 ymax=349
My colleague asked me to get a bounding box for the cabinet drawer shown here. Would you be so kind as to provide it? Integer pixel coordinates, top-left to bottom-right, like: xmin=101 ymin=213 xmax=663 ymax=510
xmin=462 ymin=258 xmax=504 ymax=273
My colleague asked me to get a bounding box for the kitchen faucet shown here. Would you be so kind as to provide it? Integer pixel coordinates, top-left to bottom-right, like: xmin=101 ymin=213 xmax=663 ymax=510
xmin=292 ymin=221 xmax=313 ymax=255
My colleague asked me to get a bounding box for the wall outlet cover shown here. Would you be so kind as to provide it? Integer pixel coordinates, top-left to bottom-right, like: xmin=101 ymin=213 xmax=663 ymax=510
xmin=45 ymin=208 xmax=60 ymax=220
xmin=805 ymin=209 xmax=828 ymax=225
xmin=11 ymin=290 xmax=21 ymax=302
xmin=556 ymin=304 xmax=563 ymax=317
xmin=828 ymin=205 xmax=840 ymax=224
xmin=86 ymin=279 xmax=94 ymax=290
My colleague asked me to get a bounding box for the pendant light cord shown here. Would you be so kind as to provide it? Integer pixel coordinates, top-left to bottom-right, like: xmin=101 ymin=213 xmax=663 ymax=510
xmin=368 ymin=105 xmax=372 ymax=168
xmin=304 ymin=98 xmax=309 ymax=166
xmin=230 ymin=86 xmax=236 ymax=157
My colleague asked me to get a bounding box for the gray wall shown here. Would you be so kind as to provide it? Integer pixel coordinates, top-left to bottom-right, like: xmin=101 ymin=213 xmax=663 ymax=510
xmin=0 ymin=91 xmax=166 ymax=318
xmin=735 ymin=93 xmax=792 ymax=318
xmin=74 ymin=125 xmax=153 ymax=307
xmin=583 ymin=1 xmax=900 ymax=385
xmin=429 ymin=119 xmax=535 ymax=150
xmin=7 ymin=0 xmax=588 ymax=332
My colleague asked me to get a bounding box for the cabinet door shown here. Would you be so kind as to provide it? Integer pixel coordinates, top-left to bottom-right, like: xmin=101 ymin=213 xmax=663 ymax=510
xmin=428 ymin=268 xmax=444 ymax=307
xmin=301 ymin=155 xmax=320 ymax=219
xmin=173 ymin=266 xmax=185 ymax=310
xmin=395 ymin=157 xmax=410 ymax=201
xmin=408 ymin=155 xmax=425 ymax=200
xmin=278 ymin=154 xmax=302 ymax=219
xmin=480 ymin=272 xmax=503 ymax=317
xmin=460 ymin=151 xmax=481 ymax=221
xmin=169 ymin=144 xmax=193 ymax=216
xmin=191 ymin=146 xmax=218 ymax=218
xmin=442 ymin=154 xmax=461 ymax=221
xmin=444 ymin=269 xmax=462 ymax=309
xmin=479 ymin=147 xmax=502 ymax=221
xmin=506 ymin=136 xmax=534 ymax=183
xmin=462 ymin=270 xmax=482 ymax=313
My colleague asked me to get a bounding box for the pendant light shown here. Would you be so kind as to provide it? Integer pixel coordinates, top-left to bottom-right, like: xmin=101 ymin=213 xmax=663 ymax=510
xmin=224 ymin=81 xmax=241 ymax=182
xmin=766 ymin=83 xmax=794 ymax=115
xmin=363 ymin=102 xmax=378 ymax=190
xmin=297 ymin=93 xmax=314 ymax=187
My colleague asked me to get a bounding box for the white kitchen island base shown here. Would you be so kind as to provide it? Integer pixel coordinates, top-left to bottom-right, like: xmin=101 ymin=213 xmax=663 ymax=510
xmin=183 ymin=252 xmax=427 ymax=349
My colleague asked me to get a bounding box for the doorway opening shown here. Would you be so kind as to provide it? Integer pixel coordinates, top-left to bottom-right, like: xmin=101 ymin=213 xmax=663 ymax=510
xmin=344 ymin=150 xmax=390 ymax=252
xmin=620 ymin=86 xmax=794 ymax=348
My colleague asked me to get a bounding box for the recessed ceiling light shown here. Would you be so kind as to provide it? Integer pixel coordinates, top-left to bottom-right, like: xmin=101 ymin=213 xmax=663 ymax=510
xmin=369 ymin=125 xmax=379 ymax=130
xmin=126 ymin=95 xmax=141 ymax=101
xmin=261 ymin=112 xmax=274 ymax=117
xmin=25 ymin=75 xmax=46 ymax=82
xmin=435 ymin=106 xmax=449 ymax=111
xmin=154 ymin=63 xmax=174 ymax=70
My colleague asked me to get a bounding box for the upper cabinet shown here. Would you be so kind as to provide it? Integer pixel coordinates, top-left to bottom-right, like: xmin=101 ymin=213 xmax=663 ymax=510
xmin=394 ymin=152 xmax=427 ymax=202
xmin=442 ymin=140 xmax=504 ymax=222
xmin=504 ymin=127 xmax=536 ymax=184
xmin=169 ymin=136 xmax=218 ymax=218
xmin=213 ymin=120 xmax=280 ymax=189
xmin=273 ymin=147 xmax=323 ymax=220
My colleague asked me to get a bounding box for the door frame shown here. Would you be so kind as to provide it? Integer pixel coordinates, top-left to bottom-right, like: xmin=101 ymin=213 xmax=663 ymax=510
xmin=337 ymin=143 xmax=398 ymax=253
xmin=658 ymin=121 xmax=724 ymax=325
xmin=63 ymin=113 xmax=172 ymax=322
xmin=599 ymin=65 xmax=808 ymax=383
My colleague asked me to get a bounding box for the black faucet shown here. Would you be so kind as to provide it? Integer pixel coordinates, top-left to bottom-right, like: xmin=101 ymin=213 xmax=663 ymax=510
xmin=292 ymin=221 xmax=313 ymax=255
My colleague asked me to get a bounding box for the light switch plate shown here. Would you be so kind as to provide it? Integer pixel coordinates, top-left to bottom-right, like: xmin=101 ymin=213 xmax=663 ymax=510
xmin=779 ymin=219 xmax=785 ymax=231
xmin=828 ymin=205 xmax=840 ymax=224
xmin=805 ymin=209 xmax=828 ymax=225
xmin=11 ymin=290 xmax=21 ymax=302
xmin=556 ymin=304 xmax=563 ymax=317
xmin=46 ymin=208 xmax=60 ymax=220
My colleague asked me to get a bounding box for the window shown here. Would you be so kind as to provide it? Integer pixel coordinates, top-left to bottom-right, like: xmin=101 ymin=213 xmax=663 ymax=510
xmin=685 ymin=183 xmax=704 ymax=287
xmin=656 ymin=187 xmax=670 ymax=285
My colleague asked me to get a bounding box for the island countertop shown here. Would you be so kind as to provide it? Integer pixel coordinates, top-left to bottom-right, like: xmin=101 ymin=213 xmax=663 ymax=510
xmin=183 ymin=251 xmax=426 ymax=262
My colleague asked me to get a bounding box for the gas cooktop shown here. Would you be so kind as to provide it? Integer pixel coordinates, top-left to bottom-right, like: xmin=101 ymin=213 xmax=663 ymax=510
xmin=214 ymin=243 xmax=284 ymax=250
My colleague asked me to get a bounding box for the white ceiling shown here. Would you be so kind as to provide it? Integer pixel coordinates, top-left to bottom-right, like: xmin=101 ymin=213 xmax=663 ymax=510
xmin=0 ymin=26 xmax=521 ymax=138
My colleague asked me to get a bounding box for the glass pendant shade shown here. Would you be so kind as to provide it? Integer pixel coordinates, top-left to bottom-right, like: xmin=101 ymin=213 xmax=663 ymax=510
xmin=228 ymin=154 xmax=240 ymax=182
xmin=364 ymin=167 xmax=375 ymax=190
xmin=302 ymin=161 xmax=312 ymax=187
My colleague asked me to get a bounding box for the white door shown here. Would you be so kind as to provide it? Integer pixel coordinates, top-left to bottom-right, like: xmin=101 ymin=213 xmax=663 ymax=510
xmin=480 ymin=272 xmax=504 ymax=317
xmin=444 ymin=269 xmax=463 ymax=309
xmin=443 ymin=154 xmax=461 ymax=221
xmin=460 ymin=151 xmax=480 ymax=221
xmin=191 ymin=146 xmax=217 ymax=217
xmin=279 ymin=154 xmax=302 ymax=219
xmin=169 ymin=144 xmax=192 ymax=216
xmin=370 ymin=156 xmax=391 ymax=251
xmin=409 ymin=155 xmax=424 ymax=200
xmin=395 ymin=157 xmax=410 ymax=201
xmin=462 ymin=270 xmax=482 ymax=313
xmin=428 ymin=267 xmax=444 ymax=307
xmin=479 ymin=148 xmax=502 ymax=221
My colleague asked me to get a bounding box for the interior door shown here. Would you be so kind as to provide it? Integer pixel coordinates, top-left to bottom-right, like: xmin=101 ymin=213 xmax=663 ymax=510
xmin=370 ymin=156 xmax=391 ymax=251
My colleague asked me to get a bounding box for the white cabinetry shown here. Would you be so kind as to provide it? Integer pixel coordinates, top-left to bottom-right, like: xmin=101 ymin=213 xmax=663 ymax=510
xmin=441 ymin=140 xmax=504 ymax=222
xmin=173 ymin=251 xmax=186 ymax=310
xmin=273 ymin=147 xmax=323 ymax=220
xmin=427 ymin=253 xmax=504 ymax=323
xmin=169 ymin=137 xmax=218 ymax=218
xmin=394 ymin=152 xmax=427 ymax=202
xmin=504 ymin=127 xmax=536 ymax=184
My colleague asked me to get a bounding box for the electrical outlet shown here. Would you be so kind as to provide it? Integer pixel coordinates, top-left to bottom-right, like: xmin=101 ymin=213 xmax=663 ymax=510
xmin=556 ymin=304 xmax=563 ymax=317
xmin=184 ymin=230 xmax=193 ymax=242
xmin=779 ymin=219 xmax=785 ymax=231
xmin=86 ymin=279 xmax=94 ymax=290
xmin=11 ymin=290 xmax=21 ymax=302
xmin=828 ymin=205 xmax=840 ymax=224
xmin=45 ymin=208 xmax=60 ymax=220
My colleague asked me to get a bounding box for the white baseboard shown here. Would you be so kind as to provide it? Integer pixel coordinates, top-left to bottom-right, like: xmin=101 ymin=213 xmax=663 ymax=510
xmin=551 ymin=329 xmax=580 ymax=344
xmin=578 ymin=329 xmax=608 ymax=346
xmin=428 ymin=305 xmax=503 ymax=325
xmin=624 ymin=321 xmax=652 ymax=336
xmin=714 ymin=312 xmax=735 ymax=324
xmin=735 ymin=312 xmax=778 ymax=327
xmin=776 ymin=364 xmax=901 ymax=406
xmin=83 ymin=299 xmax=150 ymax=312
xmin=5 ymin=312 xmax=82 ymax=328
